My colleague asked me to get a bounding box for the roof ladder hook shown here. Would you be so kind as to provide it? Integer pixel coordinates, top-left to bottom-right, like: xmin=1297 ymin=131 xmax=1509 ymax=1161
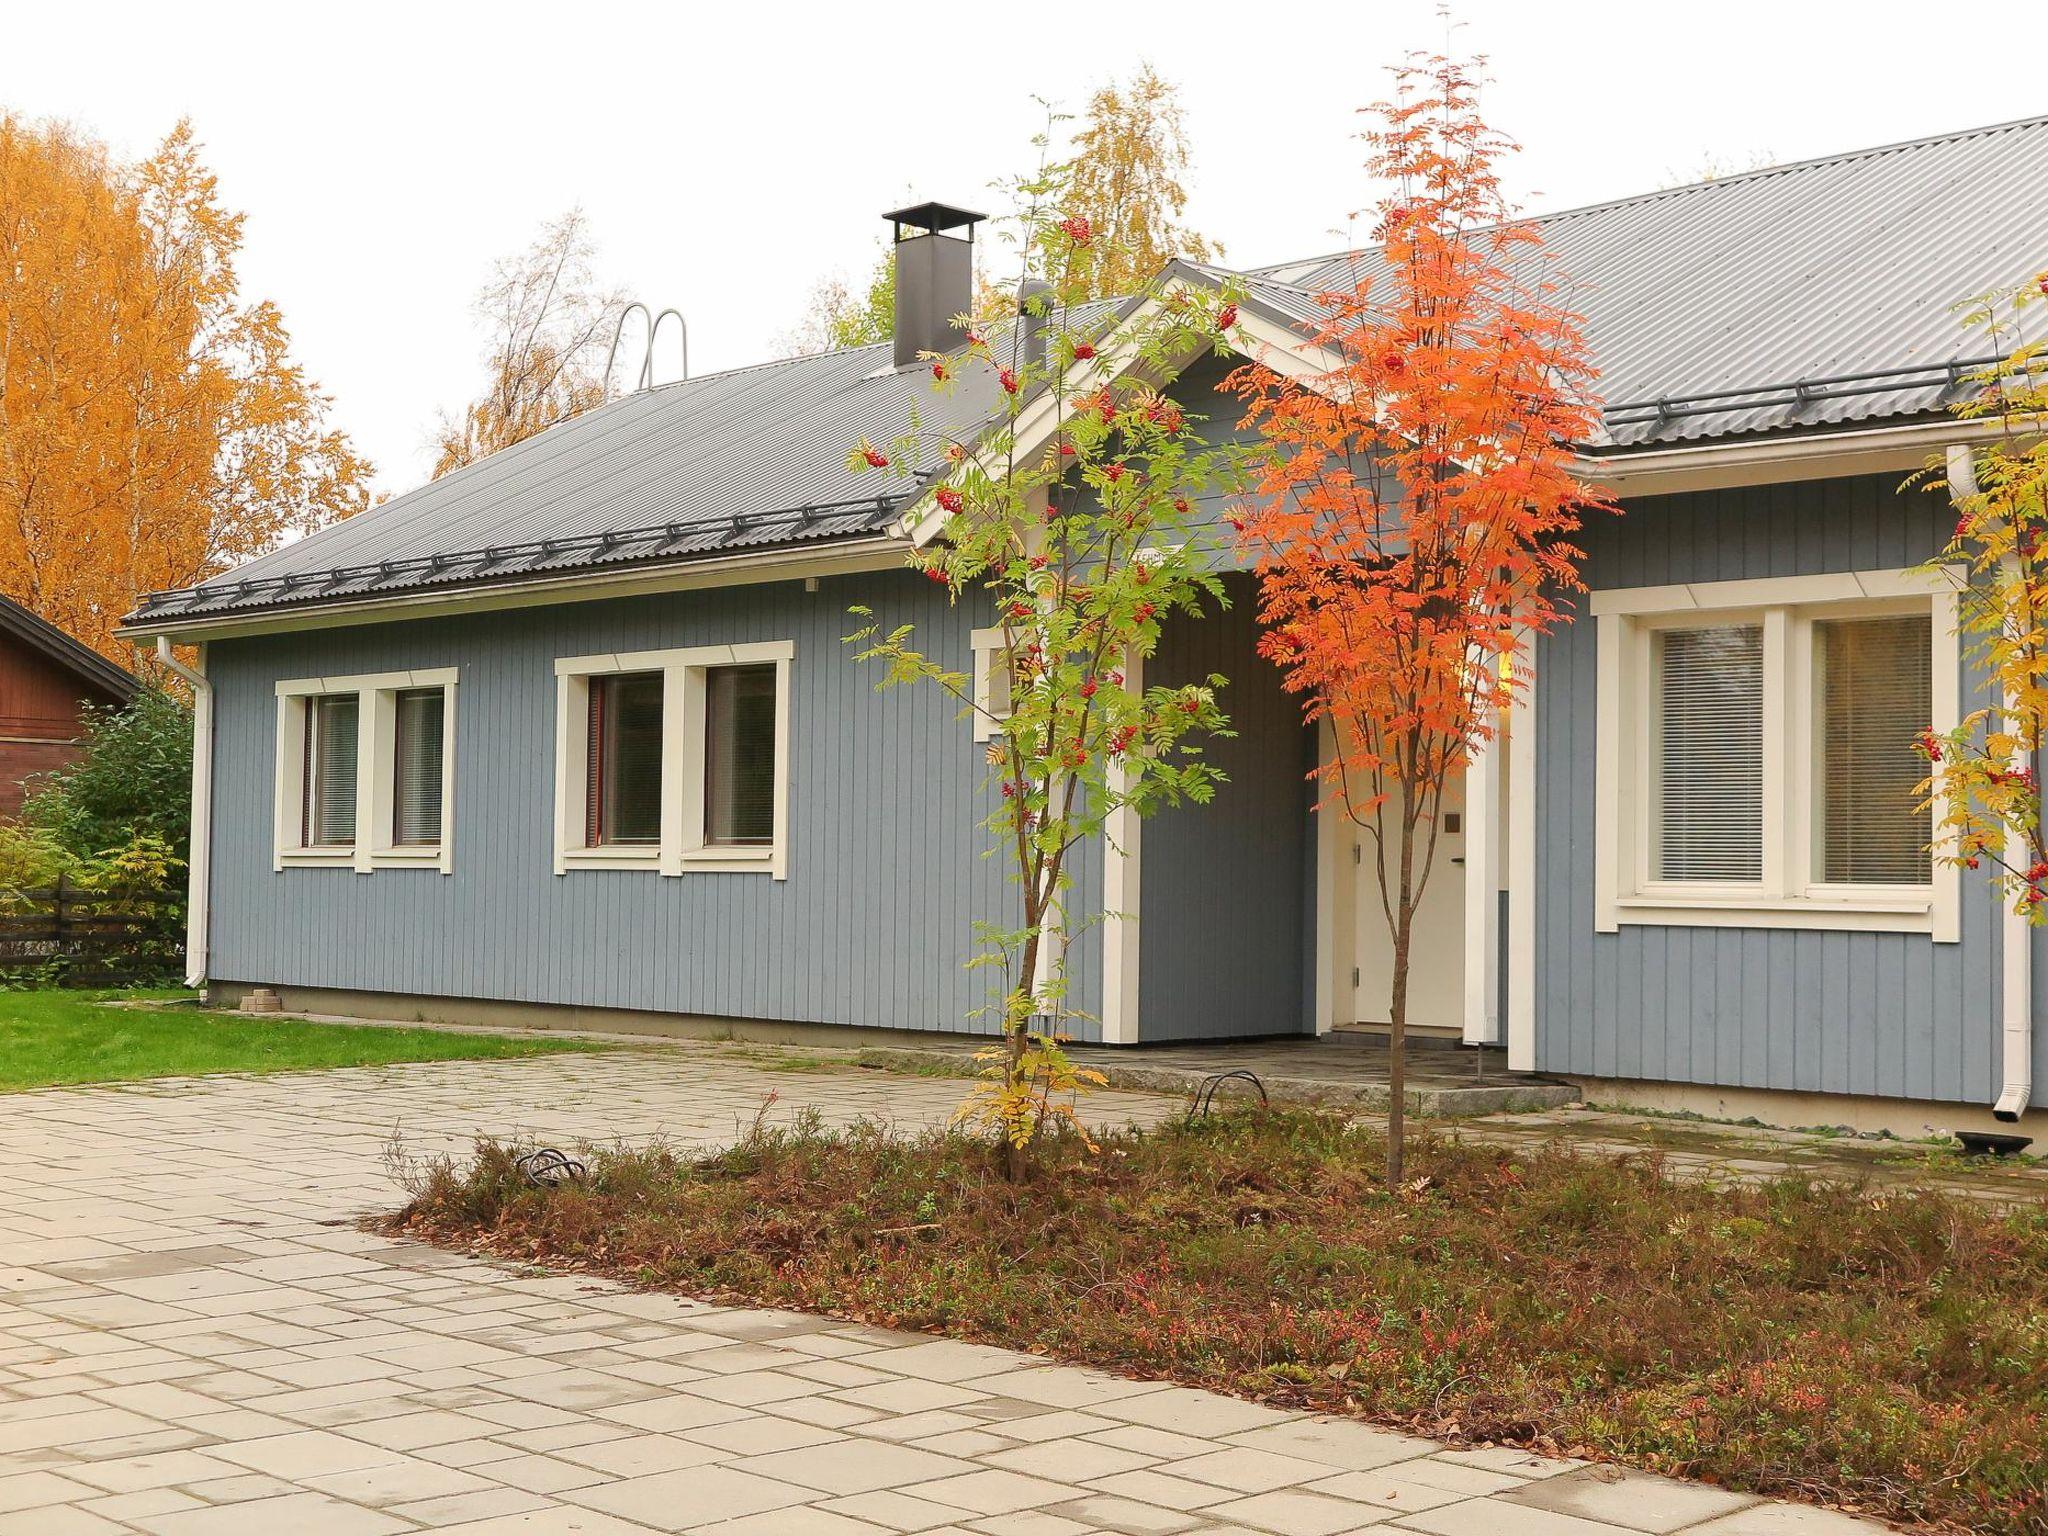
xmin=604 ymin=302 xmax=690 ymax=400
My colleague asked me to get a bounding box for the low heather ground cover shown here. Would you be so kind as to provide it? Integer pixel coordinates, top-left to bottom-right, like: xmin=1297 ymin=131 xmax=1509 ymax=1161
xmin=394 ymin=1108 xmax=2048 ymax=1535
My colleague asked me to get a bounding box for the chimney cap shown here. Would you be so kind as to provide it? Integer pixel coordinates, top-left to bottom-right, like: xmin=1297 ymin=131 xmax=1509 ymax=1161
xmin=883 ymin=202 xmax=986 ymax=243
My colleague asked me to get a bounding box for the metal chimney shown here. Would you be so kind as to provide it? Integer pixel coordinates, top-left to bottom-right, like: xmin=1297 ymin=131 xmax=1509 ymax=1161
xmin=884 ymin=202 xmax=985 ymax=369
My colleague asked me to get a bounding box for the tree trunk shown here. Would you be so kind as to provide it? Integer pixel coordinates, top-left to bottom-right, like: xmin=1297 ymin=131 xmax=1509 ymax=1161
xmin=1004 ymin=920 xmax=1041 ymax=1184
xmin=1386 ymin=810 xmax=1417 ymax=1189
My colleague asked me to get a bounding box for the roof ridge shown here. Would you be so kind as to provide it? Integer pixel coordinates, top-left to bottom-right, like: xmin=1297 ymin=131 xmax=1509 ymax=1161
xmin=1250 ymin=112 xmax=2048 ymax=280
xmin=1519 ymin=111 xmax=2048 ymax=226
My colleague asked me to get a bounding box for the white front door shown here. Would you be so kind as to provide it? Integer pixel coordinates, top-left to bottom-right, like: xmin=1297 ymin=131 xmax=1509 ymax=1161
xmin=1352 ymin=774 xmax=1466 ymax=1031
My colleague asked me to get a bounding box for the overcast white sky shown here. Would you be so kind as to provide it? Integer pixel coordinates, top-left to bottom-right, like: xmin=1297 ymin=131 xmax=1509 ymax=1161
xmin=7 ymin=0 xmax=2037 ymax=495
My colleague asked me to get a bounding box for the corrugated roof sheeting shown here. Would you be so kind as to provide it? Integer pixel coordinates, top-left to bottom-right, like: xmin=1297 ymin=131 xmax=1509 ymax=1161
xmin=1261 ymin=116 xmax=2048 ymax=447
xmin=130 ymin=117 xmax=2048 ymax=625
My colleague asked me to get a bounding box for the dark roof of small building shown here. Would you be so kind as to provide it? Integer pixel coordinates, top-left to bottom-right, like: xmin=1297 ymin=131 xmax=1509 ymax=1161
xmin=126 ymin=114 xmax=2048 ymax=631
xmin=0 ymin=596 xmax=138 ymax=703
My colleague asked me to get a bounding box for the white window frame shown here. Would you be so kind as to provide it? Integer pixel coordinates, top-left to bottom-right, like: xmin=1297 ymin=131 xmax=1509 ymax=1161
xmin=968 ymin=626 xmax=1020 ymax=743
xmin=274 ymin=668 xmax=459 ymax=874
xmin=1593 ymin=568 xmax=1959 ymax=939
xmin=553 ymin=641 xmax=793 ymax=878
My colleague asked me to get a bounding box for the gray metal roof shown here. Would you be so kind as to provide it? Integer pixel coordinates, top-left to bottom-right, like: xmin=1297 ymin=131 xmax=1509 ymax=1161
xmin=1257 ymin=114 xmax=2048 ymax=448
xmin=128 ymin=114 xmax=2048 ymax=628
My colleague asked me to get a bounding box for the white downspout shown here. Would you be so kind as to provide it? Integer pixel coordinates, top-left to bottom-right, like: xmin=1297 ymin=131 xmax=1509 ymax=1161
xmin=1951 ymin=443 xmax=2033 ymax=1121
xmin=155 ymin=637 xmax=212 ymax=991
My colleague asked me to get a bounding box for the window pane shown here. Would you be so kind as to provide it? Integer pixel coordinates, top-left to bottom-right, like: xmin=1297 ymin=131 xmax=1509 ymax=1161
xmin=1654 ymin=625 xmax=1763 ymax=881
xmin=392 ymin=688 xmax=445 ymax=846
xmin=705 ymin=664 xmax=777 ymax=845
xmin=588 ymin=673 xmax=663 ymax=845
xmin=304 ymin=694 xmax=358 ymax=846
xmin=1817 ymin=616 xmax=1932 ymax=885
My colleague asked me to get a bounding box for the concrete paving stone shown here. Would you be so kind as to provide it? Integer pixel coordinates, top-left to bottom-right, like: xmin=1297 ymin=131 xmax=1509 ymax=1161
xmin=1301 ymin=1470 xmax=1469 ymax=1514
xmin=981 ymin=1436 xmax=1156 ymax=1481
xmin=1389 ymin=1498 xmax=1639 ymax=1535
xmin=1042 ymin=1494 xmax=1206 ymax=1535
xmin=819 ymin=1489 xmax=985 ymax=1532
xmin=833 ymin=1378 xmax=991 ymax=1415
xmin=857 ymin=1409 xmax=989 ymax=1443
xmin=903 ymin=1470 xmax=1089 ymax=1516
xmin=1499 ymin=1468 xmax=1760 ymax=1532
xmin=0 ymin=1048 xmax=1897 ymax=1536
xmin=455 ymin=1453 xmax=614 ymax=1495
xmin=300 ymin=1456 xmax=503 ymax=1505
xmin=733 ymin=1439 xmax=981 ymax=1495
xmin=966 ymin=1515 xmax=1100 ymax=1536
xmin=692 ymin=1509 xmax=897 ymax=1535
xmin=564 ymin=1463 xmax=815 ymax=1527
xmin=384 ymin=1486 xmax=554 ymax=1527
xmin=1086 ymin=1469 xmax=1241 ymax=1511
xmin=343 ymin=1407 xmax=512 ymax=1450
xmin=0 ymin=1469 xmax=98 ymax=1510
xmin=1164 ymin=1447 xmax=1348 ymax=1493
xmin=1202 ymin=1487 xmax=1394 ymax=1535
xmin=0 ymin=1506 xmax=133 ymax=1535
xmin=59 ymin=1449 xmax=244 ymax=1493
xmin=678 ymin=1415 xmax=847 ymax=1455
xmin=912 ymin=1429 xmax=1015 ymax=1457
xmin=1384 ymin=1460 xmax=1532 ymax=1497
xmin=499 ymin=1421 xmax=634 ymax=1452
xmin=552 ymin=1433 xmax=728 ymax=1477
xmin=132 ymin=1488 xmax=417 ymax=1534
xmin=596 ymin=1393 xmax=750 ymax=1434
xmin=207 ymin=1427 xmax=405 ymax=1477
xmin=1100 ymin=1387 xmax=1299 ymax=1439
xmin=1223 ymin=1419 xmax=1435 ymax=1473
xmin=79 ymin=1486 xmax=210 ymax=1520
xmin=177 ymin=1472 xmax=301 ymax=1503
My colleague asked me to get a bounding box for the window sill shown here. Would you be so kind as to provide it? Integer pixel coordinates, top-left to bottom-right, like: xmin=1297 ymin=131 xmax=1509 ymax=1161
xmin=557 ymin=846 xmax=662 ymax=873
xmin=277 ymin=848 xmax=357 ymax=870
xmin=368 ymin=847 xmax=450 ymax=872
xmin=674 ymin=844 xmax=780 ymax=876
xmin=1610 ymin=891 xmax=1937 ymax=936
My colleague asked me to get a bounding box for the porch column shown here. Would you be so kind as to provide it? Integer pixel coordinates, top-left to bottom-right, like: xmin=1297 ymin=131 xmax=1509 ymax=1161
xmin=1462 ymin=716 xmax=1501 ymax=1045
xmin=1099 ymin=648 xmax=1142 ymax=1043
xmin=1506 ymin=646 xmax=1538 ymax=1071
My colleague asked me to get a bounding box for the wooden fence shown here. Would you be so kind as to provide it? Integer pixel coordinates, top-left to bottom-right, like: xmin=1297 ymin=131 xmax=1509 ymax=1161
xmin=0 ymin=875 xmax=184 ymax=985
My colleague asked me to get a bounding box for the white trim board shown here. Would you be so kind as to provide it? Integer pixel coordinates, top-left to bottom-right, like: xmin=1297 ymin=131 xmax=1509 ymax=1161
xmin=1592 ymin=566 xmax=1959 ymax=941
xmin=273 ymin=667 xmax=459 ymax=875
xmin=553 ymin=640 xmax=795 ymax=880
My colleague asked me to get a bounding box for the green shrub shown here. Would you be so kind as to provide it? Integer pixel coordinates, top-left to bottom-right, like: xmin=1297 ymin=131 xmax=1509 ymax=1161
xmin=23 ymin=685 xmax=193 ymax=866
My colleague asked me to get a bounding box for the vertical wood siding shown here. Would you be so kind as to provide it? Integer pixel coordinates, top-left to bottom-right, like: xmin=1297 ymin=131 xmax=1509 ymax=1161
xmin=1137 ymin=575 xmax=1313 ymax=1039
xmin=1533 ymin=473 xmax=2031 ymax=1105
xmin=206 ymin=569 xmax=1103 ymax=1040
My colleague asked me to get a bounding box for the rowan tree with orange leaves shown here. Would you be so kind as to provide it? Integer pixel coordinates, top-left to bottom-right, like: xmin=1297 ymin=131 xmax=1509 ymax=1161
xmin=0 ymin=116 xmax=371 ymax=659
xmin=1232 ymin=54 xmax=1610 ymax=1184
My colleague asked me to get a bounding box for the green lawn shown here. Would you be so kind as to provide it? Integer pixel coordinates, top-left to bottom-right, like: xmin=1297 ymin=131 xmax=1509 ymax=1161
xmin=0 ymin=988 xmax=606 ymax=1091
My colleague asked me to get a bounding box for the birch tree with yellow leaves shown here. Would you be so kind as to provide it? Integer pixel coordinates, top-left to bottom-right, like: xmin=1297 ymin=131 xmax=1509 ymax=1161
xmin=0 ymin=116 xmax=371 ymax=658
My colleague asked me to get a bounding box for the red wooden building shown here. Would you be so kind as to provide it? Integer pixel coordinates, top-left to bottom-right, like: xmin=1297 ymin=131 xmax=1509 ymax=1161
xmin=0 ymin=597 xmax=136 ymax=818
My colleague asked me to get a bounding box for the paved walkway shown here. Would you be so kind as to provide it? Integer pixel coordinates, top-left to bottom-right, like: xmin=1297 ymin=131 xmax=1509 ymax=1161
xmin=1 ymin=1049 xmax=1883 ymax=1535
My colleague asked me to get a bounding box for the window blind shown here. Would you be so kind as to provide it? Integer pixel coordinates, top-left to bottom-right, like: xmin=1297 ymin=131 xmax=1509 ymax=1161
xmin=392 ymin=688 xmax=445 ymax=847
xmin=304 ymin=693 xmax=359 ymax=846
xmin=1654 ymin=625 xmax=1764 ymax=881
xmin=588 ymin=672 xmax=663 ymax=845
xmin=1817 ymin=615 xmax=1932 ymax=885
xmin=705 ymin=664 xmax=777 ymax=845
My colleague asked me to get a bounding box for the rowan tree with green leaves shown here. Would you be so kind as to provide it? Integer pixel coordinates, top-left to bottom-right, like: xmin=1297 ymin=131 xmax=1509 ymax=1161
xmin=1917 ymin=274 xmax=2048 ymax=912
xmin=848 ymin=131 xmax=1240 ymax=1178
